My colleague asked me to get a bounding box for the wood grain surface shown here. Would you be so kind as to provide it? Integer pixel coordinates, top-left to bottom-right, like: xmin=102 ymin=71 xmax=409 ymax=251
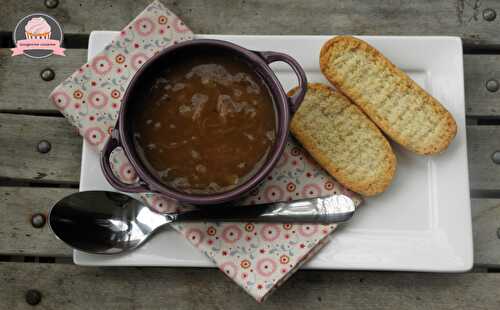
xmin=0 ymin=183 xmax=498 ymax=266
xmin=472 ymin=199 xmax=500 ymax=267
xmin=0 ymin=113 xmax=82 ymax=184
xmin=0 ymin=187 xmax=73 ymax=256
xmin=1 ymin=112 xmax=498 ymax=192
xmin=0 ymin=49 xmax=87 ymax=113
xmin=464 ymin=55 xmax=500 ymax=117
xmin=467 ymin=126 xmax=500 ymax=191
xmin=1 ymin=52 xmax=499 ymax=116
xmin=1 ymin=262 xmax=500 ymax=309
xmin=1 ymin=0 xmax=500 ymax=307
xmin=1 ymin=0 xmax=500 ymax=47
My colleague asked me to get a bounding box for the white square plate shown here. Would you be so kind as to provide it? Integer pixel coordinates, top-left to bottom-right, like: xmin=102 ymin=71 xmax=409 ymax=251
xmin=76 ymin=32 xmax=472 ymax=271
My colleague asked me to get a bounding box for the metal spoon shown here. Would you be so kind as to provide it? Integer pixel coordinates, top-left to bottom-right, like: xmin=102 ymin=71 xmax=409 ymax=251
xmin=48 ymin=191 xmax=356 ymax=255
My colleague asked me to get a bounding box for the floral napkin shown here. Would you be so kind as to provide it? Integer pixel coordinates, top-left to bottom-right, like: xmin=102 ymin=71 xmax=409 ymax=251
xmin=50 ymin=0 xmax=361 ymax=302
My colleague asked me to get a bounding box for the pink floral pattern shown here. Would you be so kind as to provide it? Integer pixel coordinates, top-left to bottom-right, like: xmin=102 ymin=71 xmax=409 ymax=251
xmin=185 ymin=228 xmax=204 ymax=246
xmin=150 ymin=195 xmax=175 ymax=212
xmin=172 ymin=141 xmax=362 ymax=301
xmin=298 ymin=224 xmax=318 ymax=237
xmin=256 ymin=258 xmax=277 ymax=277
xmin=140 ymin=191 xmax=182 ymax=213
xmin=173 ymin=16 xmax=190 ymax=33
xmin=50 ymin=0 xmax=194 ymax=151
xmin=49 ymin=0 xmax=362 ymax=302
xmin=264 ymin=185 xmax=284 ymax=201
xmin=301 ymin=183 xmax=322 ymax=198
xmin=134 ymin=17 xmax=156 ymax=36
xmin=108 ymin=147 xmax=138 ymax=184
xmin=220 ymin=262 xmax=238 ymax=279
xmin=84 ymin=127 xmax=105 ymax=145
xmin=118 ymin=162 xmax=137 ymax=182
xmin=260 ymin=224 xmax=281 ymax=242
xmin=88 ymin=90 xmax=109 ymax=109
xmin=91 ymin=55 xmax=113 ymax=75
xmin=130 ymin=52 xmax=149 ymax=71
xmin=221 ymin=225 xmax=243 ymax=244
xmin=51 ymin=92 xmax=70 ymax=109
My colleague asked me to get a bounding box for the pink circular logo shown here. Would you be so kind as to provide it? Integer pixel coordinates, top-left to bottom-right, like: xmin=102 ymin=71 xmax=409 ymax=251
xmin=12 ymin=14 xmax=65 ymax=58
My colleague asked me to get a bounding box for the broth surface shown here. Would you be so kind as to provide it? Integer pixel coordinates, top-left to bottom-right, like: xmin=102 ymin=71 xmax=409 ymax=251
xmin=133 ymin=52 xmax=276 ymax=194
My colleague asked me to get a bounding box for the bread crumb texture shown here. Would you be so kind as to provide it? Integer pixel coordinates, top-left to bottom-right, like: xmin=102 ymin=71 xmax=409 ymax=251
xmin=320 ymin=36 xmax=457 ymax=155
xmin=290 ymin=83 xmax=396 ymax=196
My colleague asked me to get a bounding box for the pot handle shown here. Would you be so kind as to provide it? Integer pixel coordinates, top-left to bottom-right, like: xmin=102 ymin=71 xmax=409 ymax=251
xmin=256 ymin=51 xmax=307 ymax=113
xmin=100 ymin=130 xmax=149 ymax=193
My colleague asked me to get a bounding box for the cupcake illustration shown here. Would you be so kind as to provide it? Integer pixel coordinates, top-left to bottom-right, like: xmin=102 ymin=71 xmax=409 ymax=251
xmin=25 ymin=17 xmax=51 ymax=39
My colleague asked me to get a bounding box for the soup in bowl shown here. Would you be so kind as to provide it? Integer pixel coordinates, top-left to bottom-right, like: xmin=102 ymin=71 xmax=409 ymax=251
xmin=100 ymin=39 xmax=307 ymax=205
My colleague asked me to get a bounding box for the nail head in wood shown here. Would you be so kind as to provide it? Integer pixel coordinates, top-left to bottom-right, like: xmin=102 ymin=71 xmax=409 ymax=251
xmin=491 ymin=151 xmax=500 ymax=164
xmin=40 ymin=68 xmax=55 ymax=81
xmin=44 ymin=0 xmax=59 ymax=9
xmin=31 ymin=213 xmax=46 ymax=228
xmin=25 ymin=289 xmax=42 ymax=305
xmin=483 ymin=8 xmax=497 ymax=21
xmin=485 ymin=79 xmax=499 ymax=92
xmin=37 ymin=140 xmax=51 ymax=153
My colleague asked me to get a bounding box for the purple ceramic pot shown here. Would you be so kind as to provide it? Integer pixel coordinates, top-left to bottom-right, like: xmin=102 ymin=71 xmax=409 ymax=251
xmin=100 ymin=39 xmax=307 ymax=205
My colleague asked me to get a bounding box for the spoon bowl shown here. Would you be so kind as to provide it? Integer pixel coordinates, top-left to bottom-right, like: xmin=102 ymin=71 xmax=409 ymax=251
xmin=49 ymin=191 xmax=169 ymax=254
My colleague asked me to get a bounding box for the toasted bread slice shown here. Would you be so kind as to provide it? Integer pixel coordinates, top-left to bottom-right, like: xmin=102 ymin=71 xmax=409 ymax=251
xmin=320 ymin=36 xmax=457 ymax=155
xmin=290 ymin=83 xmax=396 ymax=196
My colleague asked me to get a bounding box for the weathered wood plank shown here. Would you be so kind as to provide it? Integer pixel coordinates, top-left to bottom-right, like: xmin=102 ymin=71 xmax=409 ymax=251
xmin=1 ymin=262 xmax=499 ymax=309
xmin=465 ymin=55 xmax=500 ymax=117
xmin=472 ymin=199 xmax=500 ymax=267
xmin=1 ymin=0 xmax=500 ymax=46
xmin=0 ymin=49 xmax=87 ymax=113
xmin=0 ymin=113 xmax=81 ymax=184
xmin=0 ymin=113 xmax=497 ymax=192
xmin=0 ymin=180 xmax=498 ymax=264
xmin=467 ymin=126 xmax=500 ymax=191
xmin=1 ymin=54 xmax=499 ymax=115
xmin=0 ymin=187 xmax=73 ymax=256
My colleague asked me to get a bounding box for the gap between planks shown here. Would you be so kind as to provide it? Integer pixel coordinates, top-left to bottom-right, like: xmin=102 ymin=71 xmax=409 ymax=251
xmin=3 ymin=52 xmax=500 ymax=115
xmin=2 ymin=0 xmax=500 ymax=46
xmin=0 ymin=186 xmax=499 ymax=267
xmin=1 ymin=112 xmax=499 ymax=191
xmin=1 ymin=262 xmax=500 ymax=309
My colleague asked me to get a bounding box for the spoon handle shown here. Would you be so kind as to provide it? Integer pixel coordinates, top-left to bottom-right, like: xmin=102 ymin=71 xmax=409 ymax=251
xmin=175 ymin=194 xmax=356 ymax=224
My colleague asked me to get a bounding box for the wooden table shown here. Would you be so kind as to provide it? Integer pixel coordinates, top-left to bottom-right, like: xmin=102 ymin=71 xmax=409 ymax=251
xmin=1 ymin=1 xmax=500 ymax=308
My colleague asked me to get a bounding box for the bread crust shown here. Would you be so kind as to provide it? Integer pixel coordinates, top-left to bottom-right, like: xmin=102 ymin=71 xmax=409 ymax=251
xmin=320 ymin=36 xmax=457 ymax=155
xmin=290 ymin=83 xmax=396 ymax=196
